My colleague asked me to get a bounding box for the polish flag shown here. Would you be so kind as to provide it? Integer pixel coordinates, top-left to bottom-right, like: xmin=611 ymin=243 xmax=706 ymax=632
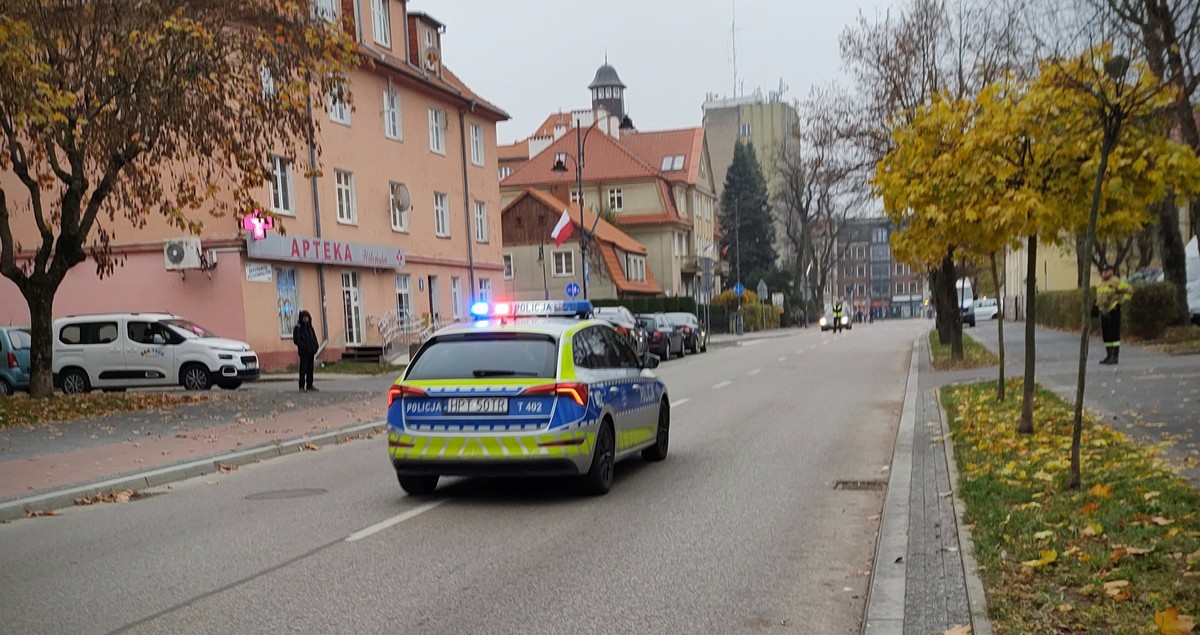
xmin=551 ymin=209 xmax=575 ymax=247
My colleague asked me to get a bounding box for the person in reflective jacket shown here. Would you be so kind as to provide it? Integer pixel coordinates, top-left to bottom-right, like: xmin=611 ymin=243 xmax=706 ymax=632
xmin=832 ymin=300 xmax=845 ymax=333
xmin=1095 ymin=264 xmax=1132 ymax=365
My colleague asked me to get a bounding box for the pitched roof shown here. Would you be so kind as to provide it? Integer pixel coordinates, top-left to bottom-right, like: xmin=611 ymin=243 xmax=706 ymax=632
xmin=519 ymin=190 xmax=647 ymax=254
xmin=498 ymin=140 xmax=530 ymax=161
xmin=598 ymin=243 xmax=662 ymax=294
xmin=620 ymin=127 xmax=705 ymax=184
xmin=500 ymin=126 xmax=659 ymax=188
xmin=355 ymin=44 xmax=509 ymax=121
xmin=531 ymin=112 xmax=575 ymax=139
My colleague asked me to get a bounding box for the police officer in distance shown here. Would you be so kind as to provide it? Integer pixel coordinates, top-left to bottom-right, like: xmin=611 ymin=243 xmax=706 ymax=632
xmin=1094 ymin=263 xmax=1132 ymax=365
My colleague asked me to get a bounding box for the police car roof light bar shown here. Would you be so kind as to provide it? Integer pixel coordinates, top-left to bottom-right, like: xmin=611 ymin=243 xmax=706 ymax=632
xmin=469 ymin=300 xmax=594 ymax=319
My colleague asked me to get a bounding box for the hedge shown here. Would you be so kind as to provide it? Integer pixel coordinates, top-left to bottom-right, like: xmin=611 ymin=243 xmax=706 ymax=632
xmin=1034 ymin=281 xmax=1180 ymax=340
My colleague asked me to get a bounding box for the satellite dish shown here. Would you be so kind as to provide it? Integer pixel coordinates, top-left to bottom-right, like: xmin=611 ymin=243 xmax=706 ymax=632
xmin=390 ymin=182 xmax=411 ymax=213
xmin=424 ymin=47 xmax=440 ymax=70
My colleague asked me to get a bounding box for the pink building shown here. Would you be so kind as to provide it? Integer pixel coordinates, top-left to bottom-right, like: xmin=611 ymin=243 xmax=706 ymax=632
xmin=0 ymin=1 xmax=508 ymax=370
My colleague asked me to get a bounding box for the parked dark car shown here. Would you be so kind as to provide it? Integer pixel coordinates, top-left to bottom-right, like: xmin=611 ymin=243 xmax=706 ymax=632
xmin=664 ymin=312 xmax=707 ymax=353
xmin=593 ymin=306 xmax=648 ymax=357
xmin=636 ymin=313 xmax=685 ymax=360
xmin=0 ymin=326 xmax=32 ymax=397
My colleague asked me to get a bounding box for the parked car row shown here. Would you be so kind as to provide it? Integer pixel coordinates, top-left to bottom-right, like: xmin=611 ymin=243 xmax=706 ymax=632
xmin=0 ymin=312 xmax=260 ymax=397
xmin=589 ymin=306 xmax=708 ymax=362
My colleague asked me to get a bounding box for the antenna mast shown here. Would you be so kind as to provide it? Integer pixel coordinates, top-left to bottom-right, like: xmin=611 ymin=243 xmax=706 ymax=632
xmin=731 ymin=0 xmax=738 ymax=97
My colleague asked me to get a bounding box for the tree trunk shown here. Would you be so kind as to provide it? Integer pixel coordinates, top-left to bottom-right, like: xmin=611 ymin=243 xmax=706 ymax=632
xmin=990 ymin=252 xmax=1005 ymax=402
xmin=1075 ymin=233 xmax=1088 ymax=287
xmin=932 ymin=268 xmax=951 ymax=344
xmin=1019 ymin=234 xmax=1038 ymax=434
xmin=23 ymin=283 xmax=56 ymax=398
xmin=935 ymin=251 xmax=963 ymax=360
xmin=1070 ymin=133 xmax=1117 ymax=491
xmin=1156 ymin=193 xmax=1190 ymax=325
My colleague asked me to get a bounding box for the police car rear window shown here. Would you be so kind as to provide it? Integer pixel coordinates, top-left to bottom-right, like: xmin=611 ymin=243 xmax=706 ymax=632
xmin=406 ymin=333 xmax=558 ymax=380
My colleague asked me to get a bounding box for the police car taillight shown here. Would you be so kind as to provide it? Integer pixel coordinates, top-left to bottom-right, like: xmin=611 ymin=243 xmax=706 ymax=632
xmin=521 ymin=382 xmax=589 ymax=407
xmin=388 ymin=384 xmax=427 ymax=406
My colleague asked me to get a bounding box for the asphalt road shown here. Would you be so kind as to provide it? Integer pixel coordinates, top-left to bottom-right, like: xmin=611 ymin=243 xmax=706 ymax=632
xmin=0 ymin=321 xmax=927 ymax=635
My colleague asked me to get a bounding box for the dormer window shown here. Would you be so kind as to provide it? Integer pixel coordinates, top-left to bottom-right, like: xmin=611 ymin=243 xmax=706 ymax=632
xmin=370 ymin=0 xmax=391 ymax=47
xmin=660 ymin=155 xmax=685 ymax=171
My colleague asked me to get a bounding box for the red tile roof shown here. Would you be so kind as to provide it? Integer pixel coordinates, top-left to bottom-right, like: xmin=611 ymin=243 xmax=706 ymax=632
xmin=620 ymin=127 xmax=705 ymax=184
xmin=498 ymin=140 xmax=530 ymax=161
xmin=500 ymin=125 xmax=659 ymax=187
xmin=355 ymin=44 xmax=509 ymax=121
xmin=598 ymin=243 xmax=662 ymax=294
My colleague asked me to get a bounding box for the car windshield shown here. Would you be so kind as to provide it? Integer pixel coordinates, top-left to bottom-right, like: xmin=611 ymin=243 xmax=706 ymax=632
xmin=406 ymin=333 xmax=558 ymax=380
xmin=160 ymin=319 xmax=220 ymax=339
xmin=665 ymin=313 xmax=695 ymax=324
xmin=6 ymin=329 xmax=31 ymax=350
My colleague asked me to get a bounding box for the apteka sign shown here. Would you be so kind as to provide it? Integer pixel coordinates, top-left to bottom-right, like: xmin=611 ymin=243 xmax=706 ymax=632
xmin=246 ymin=234 xmax=405 ymax=269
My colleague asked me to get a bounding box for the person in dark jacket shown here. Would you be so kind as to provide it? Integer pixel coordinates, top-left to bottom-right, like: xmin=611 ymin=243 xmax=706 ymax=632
xmin=293 ymin=310 xmax=319 ymax=392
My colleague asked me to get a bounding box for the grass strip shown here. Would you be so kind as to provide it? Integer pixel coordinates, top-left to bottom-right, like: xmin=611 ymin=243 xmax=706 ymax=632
xmin=0 ymin=392 xmax=202 ymax=428
xmin=942 ymin=380 xmax=1199 ymax=634
xmin=929 ymin=330 xmax=1000 ymax=371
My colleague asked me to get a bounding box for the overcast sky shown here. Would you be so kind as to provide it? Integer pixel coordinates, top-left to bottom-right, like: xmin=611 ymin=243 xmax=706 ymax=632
xmin=408 ymin=0 xmax=901 ymax=145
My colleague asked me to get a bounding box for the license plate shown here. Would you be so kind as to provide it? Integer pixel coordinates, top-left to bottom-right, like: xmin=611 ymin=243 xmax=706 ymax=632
xmin=445 ymin=397 xmax=508 ymax=415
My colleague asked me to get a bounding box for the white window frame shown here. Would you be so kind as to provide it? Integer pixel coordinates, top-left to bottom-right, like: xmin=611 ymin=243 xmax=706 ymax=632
xmin=428 ymin=108 xmax=446 ymax=155
xmin=335 ymin=169 xmax=357 ymax=224
xmin=268 ymin=155 xmax=294 ymax=216
xmin=625 ymin=254 xmax=646 ymax=282
xmin=434 ymin=192 xmax=450 ymax=237
xmin=739 ymin=123 xmax=752 ymax=137
xmin=552 ymin=250 xmax=574 ymax=278
xmin=503 ymin=254 xmax=514 ymax=279
xmin=389 ymin=180 xmax=409 ymax=232
xmin=470 ymin=122 xmax=484 ymax=166
xmin=473 ymin=201 xmax=488 ymax=243
xmin=383 ymin=84 xmax=402 ymax=141
xmin=570 ymin=189 xmax=584 ymax=205
xmin=370 ymin=0 xmax=391 ymax=47
xmin=396 ymin=274 xmax=412 ymax=318
xmin=608 ymin=188 xmax=623 ymax=212
xmin=313 ymin=0 xmax=336 ymax=21
xmin=498 ymin=166 xmax=513 ymax=180
xmin=477 ymin=278 xmax=492 ymax=303
xmin=328 ymin=75 xmax=350 ymax=125
xmin=260 ymin=66 xmax=276 ymax=98
xmin=451 ymin=277 xmax=463 ymax=320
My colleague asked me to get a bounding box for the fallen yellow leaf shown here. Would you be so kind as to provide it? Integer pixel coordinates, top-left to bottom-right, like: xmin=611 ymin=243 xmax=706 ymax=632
xmin=1034 ymin=530 xmax=1054 ymax=541
xmin=1126 ymin=546 xmax=1154 ymax=556
xmin=1103 ymin=579 xmax=1131 ymax=602
xmin=1089 ymin=483 xmax=1114 ymax=498
xmin=1155 ymin=607 xmax=1196 ymax=635
xmin=944 ymin=625 xmax=972 ymax=635
xmin=1152 ymin=516 xmax=1175 ymax=526
xmin=1144 ymin=491 xmax=1161 ymax=501
xmin=1022 ymin=549 xmax=1057 ymax=569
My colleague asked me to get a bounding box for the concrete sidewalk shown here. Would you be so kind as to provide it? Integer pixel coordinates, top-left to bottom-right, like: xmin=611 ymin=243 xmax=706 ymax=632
xmin=863 ymin=335 xmax=993 ymax=635
xmin=967 ymin=321 xmax=1200 ymax=481
xmin=0 ymin=385 xmax=388 ymax=521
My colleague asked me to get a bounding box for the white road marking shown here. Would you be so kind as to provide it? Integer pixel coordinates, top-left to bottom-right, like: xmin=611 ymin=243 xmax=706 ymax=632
xmin=345 ymin=500 xmax=448 ymax=542
xmin=796 ymin=350 xmax=804 ymax=355
xmin=748 ymin=369 xmax=762 ymax=376
xmin=713 ymin=380 xmax=732 ymax=389
xmin=778 ymin=356 xmax=787 ymax=362
xmin=670 ymin=398 xmax=690 ymax=408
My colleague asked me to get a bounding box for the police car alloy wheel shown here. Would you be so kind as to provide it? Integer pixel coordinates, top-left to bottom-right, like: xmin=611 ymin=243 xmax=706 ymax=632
xmin=642 ymin=400 xmax=669 ymax=461
xmin=398 ymin=474 xmax=438 ymax=496
xmin=581 ymin=421 xmax=615 ymax=495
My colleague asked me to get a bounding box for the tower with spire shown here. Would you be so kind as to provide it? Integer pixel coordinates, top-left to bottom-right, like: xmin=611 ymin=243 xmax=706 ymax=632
xmin=589 ymin=55 xmax=626 ymax=120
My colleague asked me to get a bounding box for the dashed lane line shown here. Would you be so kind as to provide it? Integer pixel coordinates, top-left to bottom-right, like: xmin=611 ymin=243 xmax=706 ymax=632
xmin=345 ymin=500 xmax=448 ymax=542
xmin=670 ymin=398 xmax=690 ymax=408
xmin=713 ymin=380 xmax=732 ymax=389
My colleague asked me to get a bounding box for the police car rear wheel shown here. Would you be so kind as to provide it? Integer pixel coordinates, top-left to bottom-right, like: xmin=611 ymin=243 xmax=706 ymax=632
xmin=642 ymin=401 xmax=670 ymax=462
xmin=398 ymin=474 xmax=438 ymax=496
xmin=581 ymin=421 xmax=614 ymax=495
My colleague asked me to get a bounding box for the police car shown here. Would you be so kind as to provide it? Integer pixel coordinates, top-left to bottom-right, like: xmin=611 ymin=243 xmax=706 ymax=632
xmin=386 ymin=300 xmax=670 ymax=496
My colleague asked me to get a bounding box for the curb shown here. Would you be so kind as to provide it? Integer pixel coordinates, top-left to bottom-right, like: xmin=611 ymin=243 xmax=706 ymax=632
xmin=0 ymin=420 xmax=386 ymax=522
xmin=935 ymin=389 xmax=995 ymax=635
xmin=861 ymin=336 xmax=919 ymax=634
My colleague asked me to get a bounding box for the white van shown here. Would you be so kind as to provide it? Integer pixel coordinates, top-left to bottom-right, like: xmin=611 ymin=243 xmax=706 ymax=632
xmin=53 ymin=313 xmax=259 ymax=394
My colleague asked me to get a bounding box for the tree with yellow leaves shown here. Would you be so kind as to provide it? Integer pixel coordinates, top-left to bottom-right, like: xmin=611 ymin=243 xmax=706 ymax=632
xmin=0 ymin=0 xmax=360 ymax=397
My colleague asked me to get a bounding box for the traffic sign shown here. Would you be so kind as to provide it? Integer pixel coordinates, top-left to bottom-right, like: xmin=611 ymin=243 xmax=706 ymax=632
xmin=772 ymin=292 xmax=784 ymax=307
xmin=757 ymin=279 xmax=768 ymax=298
xmin=733 ymin=282 xmax=745 ymax=297
xmin=565 ymin=282 xmax=581 ymax=298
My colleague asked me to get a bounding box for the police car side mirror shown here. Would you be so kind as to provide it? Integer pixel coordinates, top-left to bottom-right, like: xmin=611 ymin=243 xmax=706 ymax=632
xmin=642 ymin=353 xmax=660 ymax=369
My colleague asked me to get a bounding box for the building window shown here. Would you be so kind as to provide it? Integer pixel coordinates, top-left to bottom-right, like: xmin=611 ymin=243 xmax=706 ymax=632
xmin=383 ymin=85 xmax=402 ymax=140
xmin=370 ymin=0 xmax=390 ymax=47
xmin=433 ymin=192 xmax=450 ymax=237
xmin=342 ymin=271 xmax=363 ymax=345
xmin=911 ymin=282 xmax=920 ymax=294
xmin=896 ymin=282 xmax=904 ymax=295
xmin=389 ymin=181 xmax=408 ymax=232
xmin=275 ymin=267 xmax=299 ymax=337
xmin=470 ymin=122 xmax=484 ymax=166
xmin=313 ymin=0 xmax=336 ymax=21
xmin=570 ymin=189 xmax=584 ymax=205
xmin=553 ymin=250 xmax=574 ymax=277
xmin=856 ymin=245 xmax=866 ymax=259
xmin=739 ymin=123 xmax=752 ymax=137
xmin=396 ymin=274 xmax=412 ymax=319
xmin=451 ymin=277 xmax=462 ymax=320
xmin=857 ymin=265 xmax=865 ymax=277
xmin=478 ymin=278 xmax=492 ymax=302
xmin=499 ymin=166 xmax=512 ymax=180
xmin=871 ymin=263 xmax=891 ymax=279
xmin=334 ymin=170 xmax=356 ymax=224
xmin=473 ymin=201 xmax=488 ymax=243
xmin=268 ymin=155 xmax=294 ymax=215
xmin=608 ymin=188 xmax=623 ymax=212
xmin=428 ymin=108 xmax=446 ymax=154
xmin=872 ymin=227 xmax=888 ymax=243
xmin=625 ymin=255 xmax=647 ymax=282
xmin=844 ymin=284 xmax=854 ymax=297
xmin=857 ymin=284 xmax=867 ymax=296
xmin=895 ymin=263 xmax=904 ymax=276
xmin=328 ymin=78 xmax=350 ymax=125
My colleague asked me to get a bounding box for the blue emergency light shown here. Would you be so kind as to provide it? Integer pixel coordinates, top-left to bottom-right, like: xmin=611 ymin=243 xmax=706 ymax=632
xmin=469 ymin=300 xmax=593 ymax=319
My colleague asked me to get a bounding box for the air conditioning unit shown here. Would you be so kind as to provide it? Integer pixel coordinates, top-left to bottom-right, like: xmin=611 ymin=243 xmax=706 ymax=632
xmin=163 ymin=238 xmax=202 ymax=271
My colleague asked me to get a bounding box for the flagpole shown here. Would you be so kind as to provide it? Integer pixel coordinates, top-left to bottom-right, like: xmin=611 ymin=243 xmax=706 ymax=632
xmin=575 ymin=125 xmax=588 ymax=299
